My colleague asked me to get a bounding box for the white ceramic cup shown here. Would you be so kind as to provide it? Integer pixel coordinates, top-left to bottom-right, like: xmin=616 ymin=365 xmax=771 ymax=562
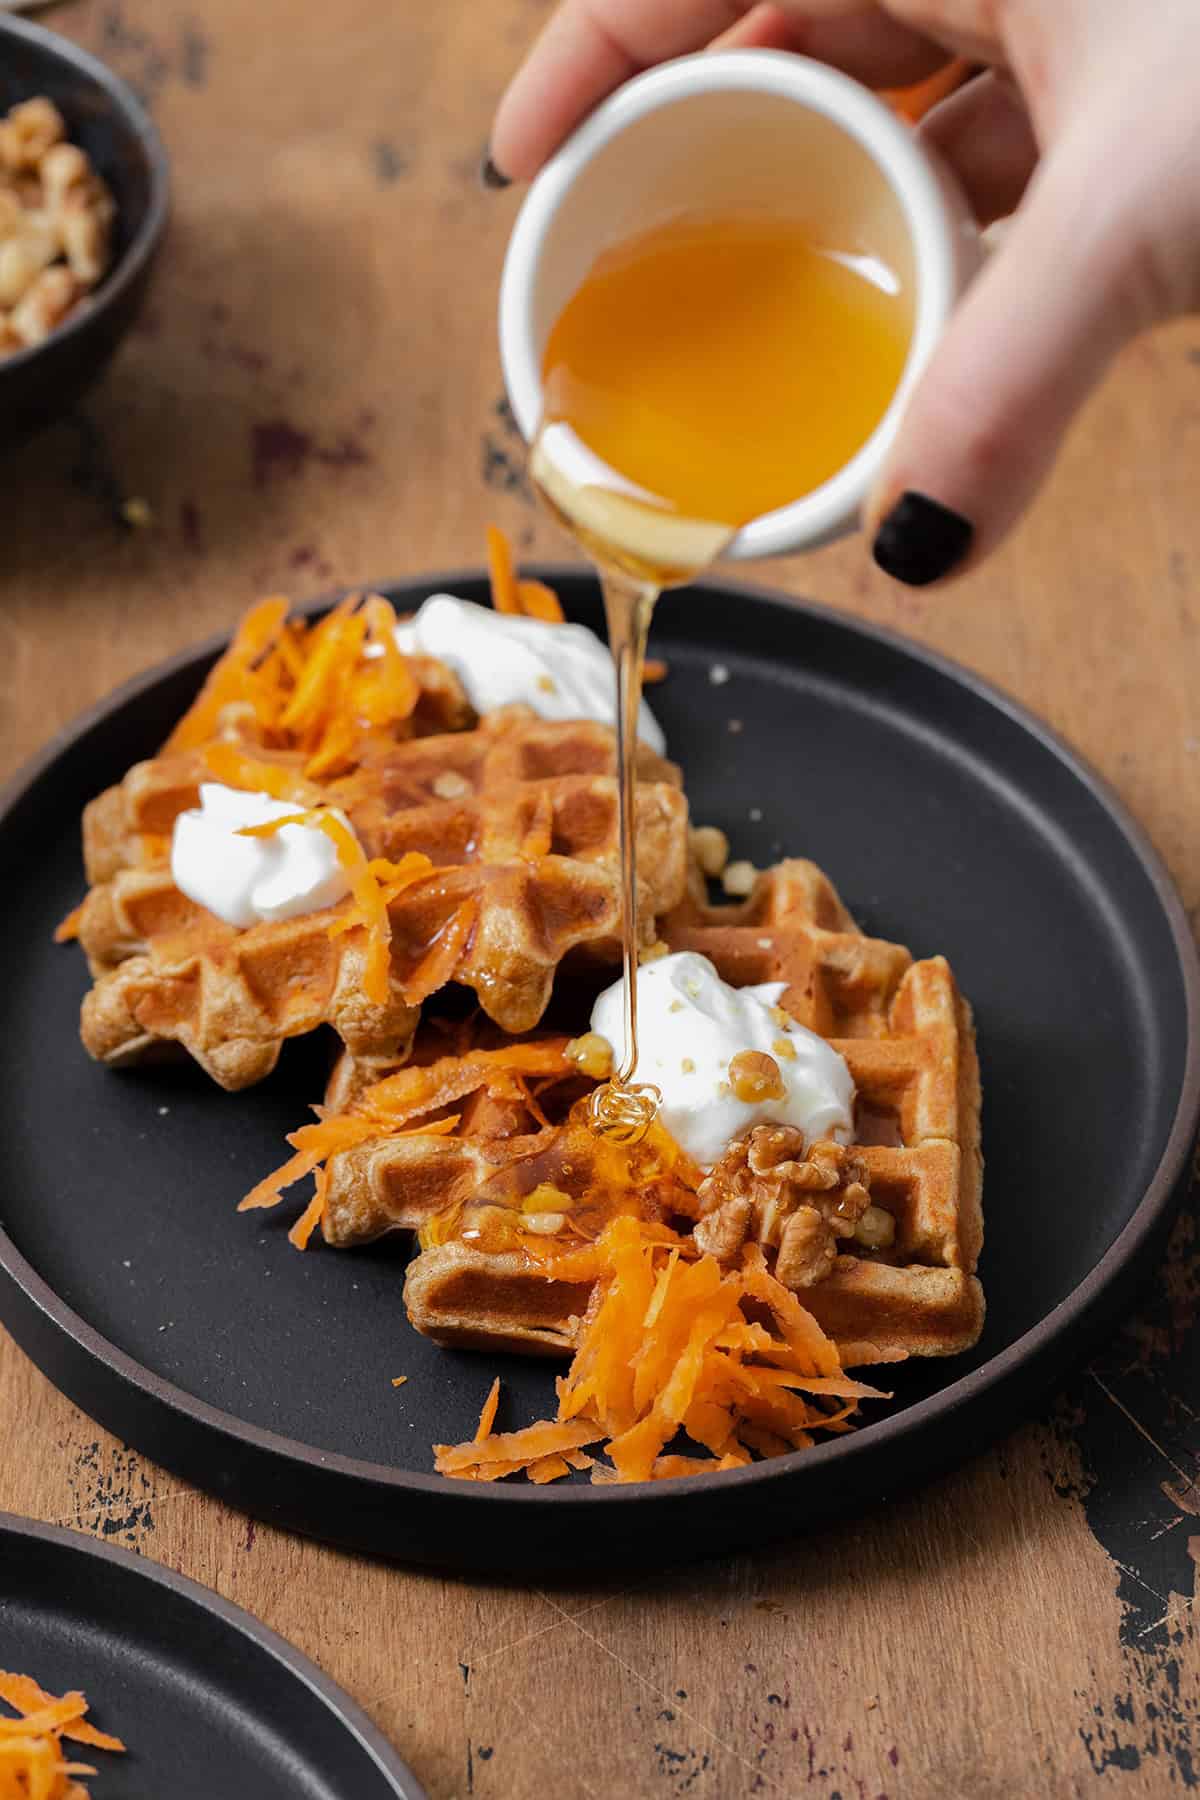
xmin=499 ymin=49 xmax=982 ymax=561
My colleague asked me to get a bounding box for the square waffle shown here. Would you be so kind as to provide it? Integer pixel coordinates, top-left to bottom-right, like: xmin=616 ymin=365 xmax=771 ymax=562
xmin=73 ymin=708 xmax=689 ymax=1085
xmin=317 ymin=858 xmax=983 ymax=1365
xmin=664 ymin=858 xmax=983 ymax=1358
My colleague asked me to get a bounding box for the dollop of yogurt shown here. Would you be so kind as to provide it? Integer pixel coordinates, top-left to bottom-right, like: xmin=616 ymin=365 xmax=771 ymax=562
xmin=392 ymin=594 xmax=665 ymax=752
xmin=590 ymin=951 xmax=855 ymax=1169
xmin=170 ymin=783 xmax=353 ymax=928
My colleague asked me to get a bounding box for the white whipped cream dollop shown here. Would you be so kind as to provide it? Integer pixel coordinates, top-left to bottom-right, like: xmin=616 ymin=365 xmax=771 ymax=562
xmin=391 ymin=594 xmax=666 ymax=753
xmin=590 ymin=951 xmax=855 ymax=1169
xmin=170 ymin=783 xmax=353 ymax=928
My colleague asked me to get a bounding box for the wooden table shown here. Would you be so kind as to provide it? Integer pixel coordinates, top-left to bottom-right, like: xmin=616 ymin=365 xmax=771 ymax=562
xmin=3 ymin=3 xmax=1199 ymax=1793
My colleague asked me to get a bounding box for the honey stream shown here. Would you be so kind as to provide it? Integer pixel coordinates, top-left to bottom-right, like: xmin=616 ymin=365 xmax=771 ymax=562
xmin=532 ymin=212 xmax=913 ymax=1140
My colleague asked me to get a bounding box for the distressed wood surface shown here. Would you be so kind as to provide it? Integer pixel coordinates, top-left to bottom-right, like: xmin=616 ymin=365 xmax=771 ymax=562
xmin=3 ymin=2 xmax=1200 ymax=1794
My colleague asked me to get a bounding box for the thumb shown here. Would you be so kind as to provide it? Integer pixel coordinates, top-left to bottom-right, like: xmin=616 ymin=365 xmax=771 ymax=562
xmin=866 ymin=121 xmax=1176 ymax=587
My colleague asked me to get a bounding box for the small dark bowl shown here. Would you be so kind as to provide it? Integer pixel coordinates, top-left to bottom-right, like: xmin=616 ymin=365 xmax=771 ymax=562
xmin=0 ymin=15 xmax=169 ymax=446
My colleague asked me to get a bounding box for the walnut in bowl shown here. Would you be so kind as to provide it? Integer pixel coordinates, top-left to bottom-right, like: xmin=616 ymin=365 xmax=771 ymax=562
xmin=0 ymin=97 xmax=116 ymax=356
xmin=0 ymin=16 xmax=168 ymax=445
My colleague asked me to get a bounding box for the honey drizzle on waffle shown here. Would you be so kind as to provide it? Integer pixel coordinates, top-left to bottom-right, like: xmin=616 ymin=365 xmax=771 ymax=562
xmin=529 ymin=460 xmax=733 ymax=1144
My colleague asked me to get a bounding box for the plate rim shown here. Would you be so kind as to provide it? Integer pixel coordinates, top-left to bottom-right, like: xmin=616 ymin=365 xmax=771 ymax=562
xmin=2 ymin=563 xmax=1198 ymax=1512
xmin=0 ymin=1507 xmax=426 ymax=1796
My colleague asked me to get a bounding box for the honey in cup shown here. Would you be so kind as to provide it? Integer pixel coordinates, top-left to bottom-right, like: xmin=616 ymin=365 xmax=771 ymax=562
xmin=539 ymin=211 xmax=913 ymax=551
xmin=530 ymin=210 xmax=913 ymax=1139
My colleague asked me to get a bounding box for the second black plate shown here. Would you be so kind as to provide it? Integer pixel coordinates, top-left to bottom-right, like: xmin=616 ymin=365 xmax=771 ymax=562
xmin=0 ymin=570 xmax=1196 ymax=1572
xmin=0 ymin=1511 xmax=423 ymax=1796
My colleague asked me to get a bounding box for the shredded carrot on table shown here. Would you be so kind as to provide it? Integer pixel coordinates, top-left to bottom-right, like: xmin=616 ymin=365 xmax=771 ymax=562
xmin=432 ymin=1216 xmax=889 ymax=1485
xmin=0 ymin=1670 xmax=125 ymax=1799
xmin=391 ymin=1375 xmax=408 ymax=1389
xmin=641 ymin=658 xmax=668 ymax=685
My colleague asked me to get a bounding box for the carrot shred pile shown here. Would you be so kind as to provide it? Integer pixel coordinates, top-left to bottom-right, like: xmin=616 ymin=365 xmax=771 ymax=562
xmin=434 ymin=1220 xmax=888 ymax=1484
xmin=156 ymin=531 xmax=579 ymax=781
xmin=164 ymin=590 xmax=423 ymax=777
xmin=0 ymin=1670 xmax=125 ymax=1800
xmin=241 ymin=1040 xmax=573 ymax=1237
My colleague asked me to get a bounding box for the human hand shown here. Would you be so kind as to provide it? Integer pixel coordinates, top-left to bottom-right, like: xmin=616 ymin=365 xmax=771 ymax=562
xmin=488 ymin=2 xmax=1200 ymax=584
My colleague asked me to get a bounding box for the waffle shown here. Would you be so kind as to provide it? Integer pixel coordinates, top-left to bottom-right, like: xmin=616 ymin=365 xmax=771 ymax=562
xmin=331 ymin=857 xmax=984 ymax=1365
xmin=664 ymin=859 xmax=983 ymax=1358
xmin=74 ymin=708 xmax=689 ymax=1084
xmin=80 ymin=902 xmax=422 ymax=1091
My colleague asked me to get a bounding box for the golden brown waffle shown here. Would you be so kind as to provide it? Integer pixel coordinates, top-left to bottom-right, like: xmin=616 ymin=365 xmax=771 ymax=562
xmin=661 ymin=859 xmax=983 ymax=1359
xmin=74 ymin=708 xmax=689 ymax=1083
xmin=325 ymin=857 xmax=983 ymax=1365
xmin=80 ymin=904 xmax=422 ymax=1091
xmin=664 ymin=855 xmax=913 ymax=1039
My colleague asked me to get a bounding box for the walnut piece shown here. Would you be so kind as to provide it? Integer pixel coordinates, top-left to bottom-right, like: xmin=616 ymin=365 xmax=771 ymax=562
xmin=777 ymin=1206 xmax=838 ymax=1288
xmin=694 ymin=1124 xmax=875 ymax=1290
xmin=728 ymin=1049 xmax=785 ymax=1103
xmin=0 ymin=97 xmax=114 ymax=358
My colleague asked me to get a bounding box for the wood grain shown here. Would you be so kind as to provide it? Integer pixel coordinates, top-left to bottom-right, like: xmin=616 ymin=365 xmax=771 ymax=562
xmin=2 ymin=2 xmax=1200 ymax=1794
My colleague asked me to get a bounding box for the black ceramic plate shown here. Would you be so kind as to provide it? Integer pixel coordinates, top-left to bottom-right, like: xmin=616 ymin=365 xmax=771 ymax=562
xmin=0 ymin=1511 xmax=423 ymax=1796
xmin=1 ymin=571 xmax=1197 ymax=1574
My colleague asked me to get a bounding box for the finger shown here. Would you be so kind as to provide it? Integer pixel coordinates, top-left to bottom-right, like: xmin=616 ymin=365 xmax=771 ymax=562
xmin=492 ymin=0 xmax=754 ymax=182
xmin=491 ymin=0 xmax=954 ymax=181
xmin=918 ymin=70 xmax=1038 ymax=226
xmin=711 ymin=3 xmax=946 ymax=88
xmin=866 ymin=128 xmax=1146 ymax=585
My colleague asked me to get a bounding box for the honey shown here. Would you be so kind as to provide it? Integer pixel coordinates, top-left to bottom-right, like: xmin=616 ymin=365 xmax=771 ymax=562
xmin=532 ymin=212 xmax=912 ymax=1140
xmin=541 ymin=213 xmax=912 ymax=529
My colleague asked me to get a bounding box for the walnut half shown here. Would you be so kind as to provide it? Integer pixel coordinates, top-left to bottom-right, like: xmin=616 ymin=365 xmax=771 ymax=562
xmin=693 ymin=1124 xmax=877 ymax=1290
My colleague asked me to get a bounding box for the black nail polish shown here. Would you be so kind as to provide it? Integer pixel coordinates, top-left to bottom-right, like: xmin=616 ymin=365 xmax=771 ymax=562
xmin=871 ymin=491 xmax=974 ymax=586
xmin=479 ymin=150 xmax=511 ymax=190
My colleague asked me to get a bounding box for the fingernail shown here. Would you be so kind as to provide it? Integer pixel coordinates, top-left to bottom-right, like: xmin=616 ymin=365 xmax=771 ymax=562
xmin=479 ymin=149 xmax=511 ymax=190
xmin=871 ymin=491 xmax=974 ymax=586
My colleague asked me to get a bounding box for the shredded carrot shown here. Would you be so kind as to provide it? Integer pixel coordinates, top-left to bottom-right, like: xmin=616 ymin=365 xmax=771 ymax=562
xmin=433 ymin=1217 xmax=888 ymax=1485
xmin=486 ymin=525 xmax=521 ymax=615
xmin=519 ymin=790 xmax=554 ymax=861
xmin=0 ymin=1670 xmax=125 ymax=1799
xmin=475 ymin=1376 xmax=501 ymax=1442
xmin=487 ymin=527 xmax=569 ymax=625
xmin=53 ymin=905 xmax=83 ymax=944
xmin=528 ymin=1454 xmax=572 ymax=1483
xmin=203 ymin=742 xmax=314 ymax=804
xmin=241 ymin=1114 xmax=460 ymax=1215
xmin=642 ymin=658 xmax=668 ymax=685
xmin=288 ymin=1166 xmax=329 ymax=1250
xmin=165 ymin=597 xmax=290 ymax=752
xmin=162 ymin=581 xmax=432 ymax=783
xmin=392 ymin=1375 xmax=408 ymax=1388
xmin=240 ymin=807 xmax=394 ymax=1003
xmin=435 ymin=1419 xmax=599 ymax=1475
xmin=517 ymin=579 xmax=564 ymax=623
xmin=401 ymin=896 xmax=478 ymax=1005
